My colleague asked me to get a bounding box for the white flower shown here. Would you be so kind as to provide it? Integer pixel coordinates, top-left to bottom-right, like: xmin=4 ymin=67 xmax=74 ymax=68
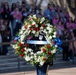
xmin=35 ymin=33 xmax=39 ymax=37
xmin=31 ymin=52 xmax=34 ymax=55
xmin=12 ymin=44 xmax=19 ymax=49
xmin=43 ymin=30 xmax=47 ymax=34
xmin=27 ymin=30 xmax=31 ymax=35
xmin=37 ymin=51 xmax=42 ymax=54
xmin=49 ymin=36 xmax=52 ymax=39
xmin=46 ymin=27 xmax=50 ymax=30
xmin=36 ymin=56 xmax=41 ymax=62
xmin=46 ymin=23 xmax=51 ymax=26
xmin=24 ymin=47 xmax=27 ymax=50
xmin=24 ymin=51 xmax=27 ymax=54
xmin=30 ymin=56 xmax=34 ymax=59
xmin=19 ymin=30 xmax=23 ymax=34
xmin=40 ymin=27 xmax=43 ymax=30
xmin=33 ymin=14 xmax=36 ymax=19
xmin=22 ymin=26 xmax=25 ymax=30
xmin=37 ymin=58 xmax=40 ymax=62
xmin=51 ymin=49 xmax=56 ymax=54
xmin=46 ymin=39 xmax=50 ymax=44
xmin=40 ymin=17 xmax=45 ymax=24
xmin=35 ymin=24 xmax=38 ymax=27
xmin=20 ymin=35 xmax=25 ymax=41
xmin=34 ymin=54 xmax=37 ymax=58
xmin=53 ymin=34 xmax=56 ymax=38
xmin=23 ymin=31 xmax=27 ymax=35
xmin=54 ymin=32 xmax=57 ymax=35
xmin=25 ymin=56 xmax=30 ymax=61
xmin=21 ymin=42 xmax=24 ymax=44
xmin=32 ymin=30 xmax=36 ymax=34
xmin=27 ymin=48 xmax=32 ymax=52
xmin=28 ymin=25 xmax=31 ymax=28
xmin=49 ymin=30 xmax=52 ymax=33
xmin=55 ymin=45 xmax=58 ymax=48
xmin=32 ymin=21 xmax=36 ymax=25
xmin=29 ymin=15 xmax=32 ymax=18
xmin=40 ymin=61 xmax=45 ymax=66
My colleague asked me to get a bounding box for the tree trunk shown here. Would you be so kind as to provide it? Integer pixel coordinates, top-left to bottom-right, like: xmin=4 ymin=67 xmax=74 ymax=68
xmin=51 ymin=0 xmax=75 ymax=19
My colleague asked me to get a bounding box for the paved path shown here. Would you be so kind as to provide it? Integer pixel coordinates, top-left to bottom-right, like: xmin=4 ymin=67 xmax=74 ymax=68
xmin=0 ymin=62 xmax=76 ymax=75
xmin=0 ymin=67 xmax=76 ymax=75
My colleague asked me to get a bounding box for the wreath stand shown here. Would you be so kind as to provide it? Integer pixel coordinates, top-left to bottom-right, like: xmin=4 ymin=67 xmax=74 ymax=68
xmin=27 ymin=40 xmax=49 ymax=75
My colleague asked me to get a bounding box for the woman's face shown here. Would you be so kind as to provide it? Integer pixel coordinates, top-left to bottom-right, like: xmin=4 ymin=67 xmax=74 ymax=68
xmin=15 ymin=8 xmax=19 ymax=12
xmin=4 ymin=21 xmax=8 ymax=26
xmin=12 ymin=3 xmax=16 ymax=8
xmin=4 ymin=2 xmax=9 ymax=9
xmin=69 ymin=17 xmax=72 ymax=22
xmin=74 ymin=18 xmax=76 ymax=23
xmin=0 ymin=19 xmax=3 ymax=25
xmin=59 ymin=21 xmax=62 ymax=25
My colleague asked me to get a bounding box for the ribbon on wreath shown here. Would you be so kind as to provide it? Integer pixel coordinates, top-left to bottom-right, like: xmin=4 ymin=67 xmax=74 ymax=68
xmin=54 ymin=38 xmax=63 ymax=51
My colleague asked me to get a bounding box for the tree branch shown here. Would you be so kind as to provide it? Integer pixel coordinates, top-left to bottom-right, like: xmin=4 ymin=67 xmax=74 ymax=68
xmin=38 ymin=0 xmax=43 ymax=7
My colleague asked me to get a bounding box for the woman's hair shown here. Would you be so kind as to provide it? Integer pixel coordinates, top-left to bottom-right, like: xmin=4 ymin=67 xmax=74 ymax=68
xmin=11 ymin=3 xmax=17 ymax=11
xmin=73 ymin=29 xmax=76 ymax=37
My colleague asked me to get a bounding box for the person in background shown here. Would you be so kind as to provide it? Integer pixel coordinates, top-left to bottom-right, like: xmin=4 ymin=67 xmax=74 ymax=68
xmin=4 ymin=20 xmax=11 ymax=43
xmin=64 ymin=9 xmax=70 ymax=20
xmin=36 ymin=8 xmax=42 ymax=18
xmin=0 ymin=19 xmax=11 ymax=55
xmin=50 ymin=4 xmax=56 ymax=19
xmin=29 ymin=5 xmax=36 ymax=15
xmin=73 ymin=29 xmax=76 ymax=55
xmin=61 ymin=28 xmax=69 ymax=61
xmin=59 ymin=9 xmax=67 ymax=24
xmin=66 ymin=17 xmax=73 ymax=32
xmin=56 ymin=21 xmax=64 ymax=38
xmin=0 ymin=32 xmax=2 ymax=55
xmin=0 ymin=18 xmax=7 ymax=55
xmin=69 ymin=29 xmax=76 ymax=62
xmin=21 ymin=7 xmax=28 ymax=22
xmin=16 ymin=1 xmax=21 ymax=10
xmin=0 ymin=18 xmax=3 ymax=55
xmin=44 ymin=4 xmax=51 ymax=20
xmin=0 ymin=10 xmax=2 ymax=19
xmin=2 ymin=2 xmax=11 ymax=21
xmin=13 ymin=7 xmax=22 ymax=36
xmin=10 ymin=3 xmax=17 ymax=38
xmin=69 ymin=30 xmax=74 ymax=61
xmin=11 ymin=3 xmax=17 ymax=12
xmin=21 ymin=0 xmax=30 ymax=11
xmin=72 ymin=17 xmax=76 ymax=30
xmin=52 ymin=14 xmax=59 ymax=26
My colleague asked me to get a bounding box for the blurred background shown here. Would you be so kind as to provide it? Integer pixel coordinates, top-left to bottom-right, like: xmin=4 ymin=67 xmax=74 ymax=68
xmin=0 ymin=0 xmax=76 ymax=74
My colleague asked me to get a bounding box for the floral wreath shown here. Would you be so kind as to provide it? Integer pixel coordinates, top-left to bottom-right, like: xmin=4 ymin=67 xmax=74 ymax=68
xmin=12 ymin=15 xmax=62 ymax=66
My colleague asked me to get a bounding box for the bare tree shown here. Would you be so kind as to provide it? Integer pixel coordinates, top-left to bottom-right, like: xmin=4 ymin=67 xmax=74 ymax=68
xmin=49 ymin=0 xmax=75 ymax=19
xmin=38 ymin=0 xmax=43 ymax=7
xmin=30 ymin=0 xmax=43 ymax=7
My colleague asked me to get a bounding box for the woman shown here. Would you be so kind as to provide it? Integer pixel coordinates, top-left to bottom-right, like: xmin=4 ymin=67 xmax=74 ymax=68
xmin=12 ymin=7 xmax=22 ymax=36
xmin=0 ymin=18 xmax=7 ymax=55
xmin=69 ymin=29 xmax=76 ymax=56
xmin=66 ymin=17 xmax=73 ymax=32
xmin=0 ymin=19 xmax=11 ymax=55
xmin=69 ymin=29 xmax=76 ymax=59
xmin=2 ymin=2 xmax=11 ymax=21
xmin=61 ymin=28 xmax=69 ymax=61
xmin=10 ymin=3 xmax=17 ymax=38
xmin=0 ymin=18 xmax=2 ymax=55
xmin=56 ymin=21 xmax=64 ymax=38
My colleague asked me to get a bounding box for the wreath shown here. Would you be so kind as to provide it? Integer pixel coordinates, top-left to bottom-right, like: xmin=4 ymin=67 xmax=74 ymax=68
xmin=12 ymin=15 xmax=61 ymax=66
